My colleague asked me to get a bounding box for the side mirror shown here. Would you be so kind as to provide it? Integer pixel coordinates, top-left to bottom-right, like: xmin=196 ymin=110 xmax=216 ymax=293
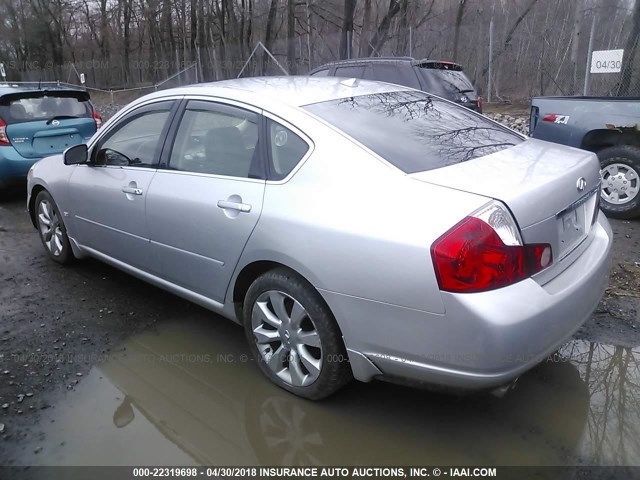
xmin=63 ymin=144 xmax=88 ymax=165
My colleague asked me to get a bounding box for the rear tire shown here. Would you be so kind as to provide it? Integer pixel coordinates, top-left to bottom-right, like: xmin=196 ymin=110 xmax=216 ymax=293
xmin=243 ymin=268 xmax=352 ymax=400
xmin=34 ymin=190 xmax=75 ymax=264
xmin=597 ymin=145 xmax=640 ymax=219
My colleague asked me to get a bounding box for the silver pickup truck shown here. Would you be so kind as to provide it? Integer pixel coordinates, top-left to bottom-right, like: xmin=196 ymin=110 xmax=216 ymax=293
xmin=530 ymin=96 xmax=640 ymax=219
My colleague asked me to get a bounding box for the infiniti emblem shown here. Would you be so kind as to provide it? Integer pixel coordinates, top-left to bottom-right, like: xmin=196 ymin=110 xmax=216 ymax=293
xmin=576 ymin=177 xmax=587 ymax=192
xmin=51 ymin=120 xmax=60 ymax=126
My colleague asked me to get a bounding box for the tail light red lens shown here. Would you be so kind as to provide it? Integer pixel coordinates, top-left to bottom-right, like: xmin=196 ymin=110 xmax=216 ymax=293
xmin=431 ymin=210 xmax=552 ymax=293
xmin=92 ymin=109 xmax=103 ymax=130
xmin=476 ymin=96 xmax=483 ymax=113
xmin=0 ymin=117 xmax=11 ymax=146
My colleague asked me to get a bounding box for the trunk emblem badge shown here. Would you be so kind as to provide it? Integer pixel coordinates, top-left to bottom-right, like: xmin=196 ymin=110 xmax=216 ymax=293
xmin=577 ymin=177 xmax=586 ymax=192
xmin=51 ymin=120 xmax=60 ymax=126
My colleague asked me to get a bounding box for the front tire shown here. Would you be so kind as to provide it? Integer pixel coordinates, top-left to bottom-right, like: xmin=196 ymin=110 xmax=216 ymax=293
xmin=598 ymin=145 xmax=640 ymax=219
xmin=35 ymin=190 xmax=75 ymax=264
xmin=243 ymin=268 xmax=352 ymax=400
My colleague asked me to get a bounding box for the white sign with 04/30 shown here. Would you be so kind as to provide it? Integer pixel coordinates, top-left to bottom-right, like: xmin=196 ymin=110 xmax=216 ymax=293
xmin=591 ymin=49 xmax=624 ymax=73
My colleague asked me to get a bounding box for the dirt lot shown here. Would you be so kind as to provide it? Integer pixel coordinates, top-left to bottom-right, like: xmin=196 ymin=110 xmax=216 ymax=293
xmin=0 ymin=187 xmax=639 ymax=465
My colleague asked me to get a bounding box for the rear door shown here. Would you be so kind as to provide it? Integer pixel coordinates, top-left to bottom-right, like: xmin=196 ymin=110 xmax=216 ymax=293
xmin=68 ymin=100 xmax=178 ymax=270
xmin=145 ymin=99 xmax=266 ymax=303
xmin=0 ymin=91 xmax=96 ymax=158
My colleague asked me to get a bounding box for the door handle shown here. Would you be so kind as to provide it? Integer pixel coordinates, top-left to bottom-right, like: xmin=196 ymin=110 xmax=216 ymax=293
xmin=122 ymin=186 xmax=143 ymax=195
xmin=217 ymin=200 xmax=252 ymax=213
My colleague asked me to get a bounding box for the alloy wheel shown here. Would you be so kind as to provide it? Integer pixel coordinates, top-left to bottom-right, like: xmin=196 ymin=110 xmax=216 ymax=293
xmin=38 ymin=199 xmax=64 ymax=256
xmin=251 ymin=290 xmax=323 ymax=387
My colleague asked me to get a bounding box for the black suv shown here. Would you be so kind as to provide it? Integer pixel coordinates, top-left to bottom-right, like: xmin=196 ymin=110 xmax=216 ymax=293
xmin=310 ymin=57 xmax=482 ymax=113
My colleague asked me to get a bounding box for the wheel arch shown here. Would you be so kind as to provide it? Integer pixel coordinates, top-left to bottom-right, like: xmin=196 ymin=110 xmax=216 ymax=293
xmin=231 ymin=259 xmax=333 ymax=323
xmin=581 ymin=129 xmax=640 ymax=153
xmin=28 ymin=184 xmax=48 ymax=228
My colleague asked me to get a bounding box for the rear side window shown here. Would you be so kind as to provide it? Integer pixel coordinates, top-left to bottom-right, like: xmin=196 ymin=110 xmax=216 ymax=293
xmin=0 ymin=93 xmax=91 ymax=124
xmin=169 ymin=101 xmax=260 ymax=179
xmin=310 ymin=69 xmax=330 ymax=77
xmin=267 ymin=119 xmax=309 ymax=180
xmin=335 ymin=66 xmax=365 ymax=78
xmin=304 ymin=91 xmax=522 ymax=173
xmin=363 ymin=64 xmax=421 ymax=89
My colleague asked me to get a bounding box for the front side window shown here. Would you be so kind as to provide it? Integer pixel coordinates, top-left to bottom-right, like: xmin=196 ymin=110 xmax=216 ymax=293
xmin=94 ymin=101 xmax=174 ymax=167
xmin=169 ymin=101 xmax=260 ymax=178
xmin=267 ymin=120 xmax=309 ymax=180
xmin=304 ymin=91 xmax=522 ymax=173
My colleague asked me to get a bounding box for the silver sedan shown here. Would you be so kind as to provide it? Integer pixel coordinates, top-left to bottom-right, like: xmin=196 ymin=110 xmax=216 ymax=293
xmin=27 ymin=77 xmax=612 ymax=399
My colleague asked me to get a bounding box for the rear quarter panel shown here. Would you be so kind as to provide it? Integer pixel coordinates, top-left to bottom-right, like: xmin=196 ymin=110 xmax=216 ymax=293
xmin=235 ymin=107 xmax=490 ymax=316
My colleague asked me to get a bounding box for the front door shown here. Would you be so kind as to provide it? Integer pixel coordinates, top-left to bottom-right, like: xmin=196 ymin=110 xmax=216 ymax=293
xmin=68 ymin=100 xmax=177 ymax=270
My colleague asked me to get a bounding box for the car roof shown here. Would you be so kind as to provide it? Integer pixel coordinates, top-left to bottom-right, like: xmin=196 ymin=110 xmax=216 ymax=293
xmin=310 ymin=57 xmax=464 ymax=73
xmin=143 ymin=76 xmax=409 ymax=108
xmin=0 ymin=83 xmax=88 ymax=98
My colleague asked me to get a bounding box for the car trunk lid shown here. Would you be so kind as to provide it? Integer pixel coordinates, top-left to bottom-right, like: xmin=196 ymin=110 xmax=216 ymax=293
xmin=411 ymin=138 xmax=601 ymax=262
xmin=6 ymin=119 xmax=95 ymax=158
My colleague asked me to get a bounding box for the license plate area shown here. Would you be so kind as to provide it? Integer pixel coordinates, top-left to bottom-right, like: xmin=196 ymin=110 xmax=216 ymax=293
xmin=556 ymin=188 xmax=598 ymax=259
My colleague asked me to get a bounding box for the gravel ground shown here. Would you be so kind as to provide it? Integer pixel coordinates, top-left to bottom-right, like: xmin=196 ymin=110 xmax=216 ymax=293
xmin=485 ymin=112 xmax=530 ymax=135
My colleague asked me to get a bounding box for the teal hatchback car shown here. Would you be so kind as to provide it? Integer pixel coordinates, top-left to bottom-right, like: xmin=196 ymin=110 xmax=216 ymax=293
xmin=0 ymin=84 xmax=101 ymax=190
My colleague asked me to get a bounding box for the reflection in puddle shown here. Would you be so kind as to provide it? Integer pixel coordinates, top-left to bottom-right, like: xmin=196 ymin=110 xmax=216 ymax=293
xmin=559 ymin=341 xmax=640 ymax=465
xmin=11 ymin=317 xmax=640 ymax=466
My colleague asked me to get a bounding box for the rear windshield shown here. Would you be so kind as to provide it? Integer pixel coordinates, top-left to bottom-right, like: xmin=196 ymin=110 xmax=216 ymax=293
xmin=418 ymin=68 xmax=476 ymax=97
xmin=0 ymin=92 xmax=92 ymax=124
xmin=304 ymin=91 xmax=522 ymax=173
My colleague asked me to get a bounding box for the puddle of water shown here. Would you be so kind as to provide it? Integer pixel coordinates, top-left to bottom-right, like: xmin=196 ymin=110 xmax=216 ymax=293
xmin=10 ymin=316 xmax=640 ymax=467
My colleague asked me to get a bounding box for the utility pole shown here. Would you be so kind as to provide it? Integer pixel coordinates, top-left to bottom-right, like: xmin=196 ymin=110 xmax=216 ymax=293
xmin=583 ymin=14 xmax=596 ymax=96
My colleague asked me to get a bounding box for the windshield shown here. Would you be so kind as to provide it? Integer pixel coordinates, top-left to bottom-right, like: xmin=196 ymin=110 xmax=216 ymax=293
xmin=304 ymin=90 xmax=522 ymax=173
xmin=0 ymin=92 xmax=92 ymax=124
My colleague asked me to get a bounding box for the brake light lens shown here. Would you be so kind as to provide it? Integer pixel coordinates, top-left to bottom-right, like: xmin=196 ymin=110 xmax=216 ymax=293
xmin=92 ymin=109 xmax=103 ymax=130
xmin=0 ymin=117 xmax=11 ymax=146
xmin=476 ymin=96 xmax=483 ymax=113
xmin=431 ymin=202 xmax=552 ymax=293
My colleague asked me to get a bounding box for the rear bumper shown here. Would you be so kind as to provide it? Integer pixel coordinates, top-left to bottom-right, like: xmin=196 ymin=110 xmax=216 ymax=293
xmin=321 ymin=213 xmax=612 ymax=390
xmin=0 ymin=146 xmax=40 ymax=186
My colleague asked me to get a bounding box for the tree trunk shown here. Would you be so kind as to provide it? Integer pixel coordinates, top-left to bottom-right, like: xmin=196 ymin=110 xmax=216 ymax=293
xmin=365 ymin=0 xmax=403 ymax=56
xmin=358 ymin=0 xmax=373 ymax=57
xmin=262 ymin=0 xmax=278 ymax=74
xmin=452 ymin=0 xmax=467 ymax=62
xmin=569 ymin=0 xmax=583 ymax=95
xmin=339 ymin=0 xmax=357 ymax=60
xmin=288 ymin=0 xmax=296 ymax=74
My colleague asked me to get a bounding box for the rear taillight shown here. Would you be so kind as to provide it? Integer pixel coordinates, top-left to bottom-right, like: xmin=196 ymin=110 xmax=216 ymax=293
xmin=476 ymin=96 xmax=483 ymax=113
xmin=431 ymin=202 xmax=552 ymax=293
xmin=92 ymin=109 xmax=103 ymax=129
xmin=0 ymin=117 xmax=11 ymax=146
